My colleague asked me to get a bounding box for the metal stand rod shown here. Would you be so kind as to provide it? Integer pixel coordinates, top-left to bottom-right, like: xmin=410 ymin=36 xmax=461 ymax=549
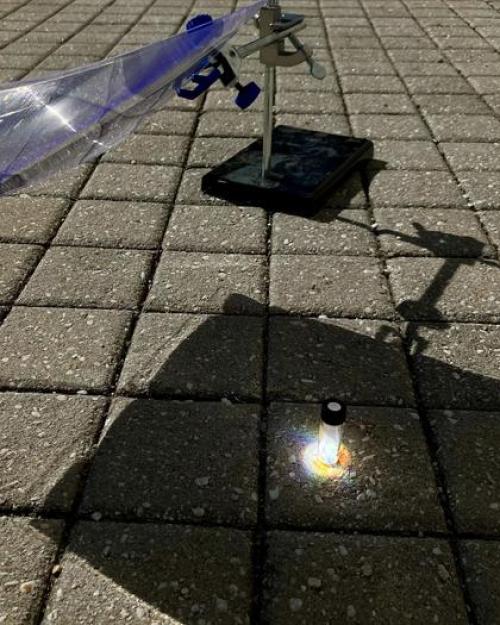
xmin=262 ymin=64 xmax=276 ymax=180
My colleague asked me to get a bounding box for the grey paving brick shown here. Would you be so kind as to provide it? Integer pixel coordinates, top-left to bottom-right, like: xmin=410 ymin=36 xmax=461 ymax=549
xmin=146 ymin=251 xmax=266 ymax=314
xmin=458 ymin=171 xmax=500 ymax=209
xmin=350 ymin=114 xmax=430 ymax=140
xmin=0 ymin=393 xmax=106 ymax=512
xmin=345 ymin=93 xmax=416 ymax=114
xmin=339 ymin=74 xmax=406 ymax=93
xmin=102 ymin=134 xmax=190 ymax=166
xmin=430 ymin=410 xmax=500 ymax=534
xmin=271 ymin=208 xmax=376 ymax=255
xmin=0 ymin=517 xmax=63 ymax=625
xmin=395 ymin=61 xmax=460 ymax=76
xmin=426 ymin=115 xmax=500 ymax=142
xmin=117 ymin=312 xmax=263 ymax=399
xmin=268 ymin=316 xmax=414 ymax=404
xmin=270 ymin=255 xmax=392 ymax=318
xmin=373 ymin=139 xmax=446 ymax=169
xmin=263 ymin=532 xmax=468 ymax=625
xmin=17 ymin=247 xmax=153 ymax=310
xmin=0 ymin=244 xmax=43 ymax=305
xmin=276 ymin=113 xmax=350 ymax=135
xmin=276 ymin=91 xmax=345 ymax=114
xmin=277 ymin=73 xmax=339 ymax=92
xmin=381 ymin=36 xmax=436 ymax=49
xmin=81 ymin=164 xmax=182 ymax=203
xmin=468 ymin=76 xmax=500 ymax=94
xmin=480 ymin=211 xmax=500 ymax=251
xmin=461 ymin=540 xmax=500 ymax=625
xmin=80 ymin=399 xmax=259 ymax=525
xmin=407 ymin=322 xmax=500 ymax=409
xmin=176 ymin=168 xmax=230 ymax=205
xmin=187 ymin=137 xmax=250 ymax=168
xmin=26 ymin=165 xmax=93 ymax=199
xmin=138 ymin=109 xmax=197 ymax=135
xmin=266 ymin=403 xmax=444 ymax=531
xmin=197 ymin=111 xmax=262 ymax=138
xmin=0 ymin=307 xmax=131 ymax=392
xmin=441 ymin=142 xmax=500 ymax=171
xmin=369 ymin=170 xmax=466 ymax=208
xmin=414 ymin=94 xmax=491 ymax=114
xmin=0 ymin=196 xmax=68 ymax=245
xmin=54 ymin=200 xmax=169 ymax=249
xmin=42 ymin=522 xmax=253 ymax=625
xmin=388 ymin=257 xmax=500 ymax=322
xmin=374 ymin=207 xmax=492 ymax=257
xmin=404 ymin=75 xmax=474 ymax=94
xmin=163 ymin=204 xmax=267 ymax=254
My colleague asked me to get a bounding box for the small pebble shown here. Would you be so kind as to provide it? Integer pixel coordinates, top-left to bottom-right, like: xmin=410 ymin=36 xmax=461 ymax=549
xmin=347 ymin=605 xmax=356 ymax=618
xmin=307 ymin=577 xmax=322 ymax=588
xmin=19 ymin=581 xmax=35 ymax=594
xmin=289 ymin=597 xmax=303 ymax=612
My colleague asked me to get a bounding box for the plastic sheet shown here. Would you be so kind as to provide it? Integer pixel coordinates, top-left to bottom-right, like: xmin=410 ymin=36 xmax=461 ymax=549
xmin=0 ymin=0 xmax=265 ymax=196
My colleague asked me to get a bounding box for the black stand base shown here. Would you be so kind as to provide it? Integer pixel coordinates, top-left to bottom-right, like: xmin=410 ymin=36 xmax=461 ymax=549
xmin=201 ymin=125 xmax=373 ymax=214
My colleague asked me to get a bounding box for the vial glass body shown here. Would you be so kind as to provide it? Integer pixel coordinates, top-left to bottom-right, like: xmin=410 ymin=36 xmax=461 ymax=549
xmin=318 ymin=421 xmax=343 ymax=466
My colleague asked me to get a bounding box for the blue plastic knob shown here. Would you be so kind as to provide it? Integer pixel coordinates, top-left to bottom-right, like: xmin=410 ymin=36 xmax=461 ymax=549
xmin=234 ymin=81 xmax=261 ymax=110
xmin=186 ymin=14 xmax=213 ymax=31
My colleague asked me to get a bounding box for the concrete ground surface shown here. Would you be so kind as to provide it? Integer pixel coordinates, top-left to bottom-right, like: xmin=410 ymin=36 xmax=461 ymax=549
xmin=1 ymin=0 xmax=500 ymax=623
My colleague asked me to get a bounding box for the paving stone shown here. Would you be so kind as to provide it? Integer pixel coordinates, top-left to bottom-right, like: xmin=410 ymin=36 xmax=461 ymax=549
xmin=0 ymin=196 xmax=68 ymax=244
xmin=372 ymin=139 xmax=446 ymax=169
xmin=266 ymin=403 xmax=444 ymax=531
xmin=268 ymin=316 xmax=414 ymax=405
xmin=54 ymin=200 xmax=169 ymax=249
xmin=42 ymin=521 xmax=253 ymax=625
xmin=277 ymin=73 xmax=340 ymax=92
xmin=381 ymin=36 xmax=436 ymax=49
xmin=146 ymin=251 xmax=266 ymax=314
xmin=263 ymin=532 xmax=468 ymax=625
xmin=461 ymin=540 xmax=500 ymax=625
xmin=468 ymin=76 xmax=500 ymax=94
xmin=430 ymin=410 xmax=500 ymax=534
xmin=404 ymin=75 xmax=474 ymax=94
xmin=276 ymin=113 xmax=350 ymax=135
xmin=187 ymin=137 xmax=250 ymax=168
xmin=395 ymin=61 xmax=460 ymax=76
xmin=118 ymin=312 xmax=263 ymax=400
xmin=276 ymin=91 xmax=345 ymax=114
xmin=271 ymin=208 xmax=376 ymax=255
xmin=163 ymin=204 xmax=267 ymax=254
xmin=197 ymin=111 xmax=262 ymax=138
xmin=102 ymin=134 xmax=189 ymax=166
xmin=480 ymin=211 xmax=500 ymax=251
xmin=0 ymin=244 xmax=43 ymax=305
xmin=176 ymin=168 xmax=230 ymax=205
xmin=350 ymin=114 xmax=430 ymax=140
xmin=270 ymin=255 xmax=392 ymax=318
xmin=81 ymin=164 xmax=182 ymax=203
xmin=0 ymin=307 xmax=132 ymax=393
xmin=426 ymin=115 xmax=500 ymax=142
xmin=345 ymin=93 xmax=416 ymax=114
xmin=414 ymin=94 xmax=491 ymax=114
xmin=0 ymin=392 xmax=107 ymax=512
xmin=80 ymin=399 xmax=259 ymax=525
xmin=137 ymin=109 xmax=197 ymax=135
xmin=458 ymin=171 xmax=500 ymax=209
xmin=388 ymin=257 xmax=500 ymax=322
xmin=374 ymin=207 xmax=492 ymax=257
xmin=407 ymin=322 xmax=500 ymax=410
xmin=339 ymin=74 xmax=406 ymax=93
xmin=25 ymin=164 xmax=93 ymax=198
xmin=369 ymin=170 xmax=466 ymax=208
xmin=441 ymin=142 xmax=500 ymax=171
xmin=17 ymin=247 xmax=153 ymax=310
xmin=0 ymin=517 xmax=63 ymax=625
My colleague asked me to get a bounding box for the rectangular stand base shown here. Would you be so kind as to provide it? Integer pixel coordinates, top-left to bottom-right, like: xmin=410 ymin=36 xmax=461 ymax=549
xmin=201 ymin=125 xmax=373 ymax=214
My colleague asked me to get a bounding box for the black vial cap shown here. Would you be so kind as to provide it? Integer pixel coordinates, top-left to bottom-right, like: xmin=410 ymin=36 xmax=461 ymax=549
xmin=321 ymin=400 xmax=346 ymax=426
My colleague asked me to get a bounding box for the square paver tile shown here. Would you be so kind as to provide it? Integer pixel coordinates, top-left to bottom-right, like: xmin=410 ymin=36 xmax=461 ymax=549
xmin=374 ymin=207 xmax=491 ymax=257
xmin=146 ymin=251 xmax=266 ymax=314
xmin=458 ymin=171 xmax=500 ymax=209
xmin=0 ymin=244 xmax=43 ymax=305
xmin=387 ymin=257 xmax=500 ymax=322
xmin=138 ymin=109 xmax=197 ymax=135
xmin=480 ymin=211 xmax=500 ymax=251
xmin=17 ymin=247 xmax=153 ymax=310
xmin=268 ymin=317 xmax=414 ymax=405
xmin=263 ymin=532 xmax=468 ymax=625
xmin=430 ymin=410 xmax=500 ymax=534
xmin=414 ymin=94 xmax=491 ymax=115
xmin=0 ymin=517 xmax=63 ymax=625
xmin=197 ymin=111 xmax=262 ymax=138
xmin=369 ymin=170 xmax=466 ymax=207
xmin=118 ymin=312 xmax=263 ymax=400
xmin=345 ymin=93 xmax=416 ymax=114
xmin=270 ymin=255 xmax=392 ymax=318
xmin=426 ymin=115 xmax=500 ymax=142
xmin=404 ymin=76 xmax=474 ymax=94
xmin=26 ymin=165 xmax=93 ymax=198
xmin=176 ymin=168 xmax=229 ymax=206
xmin=350 ymin=114 xmax=430 ymax=140
xmin=441 ymin=142 xmax=500 ymax=171
xmin=42 ymin=521 xmax=253 ymax=625
xmin=81 ymin=164 xmax=182 ymax=202
xmin=187 ymin=137 xmax=251 ymax=168
xmin=266 ymin=403 xmax=444 ymax=531
xmin=339 ymin=74 xmax=406 ymax=93
xmin=461 ymin=540 xmax=500 ymax=625
xmin=407 ymin=322 xmax=500 ymax=410
xmin=271 ymin=208 xmax=376 ymax=255
xmin=102 ymin=134 xmax=189 ymax=166
xmin=0 ymin=393 xmax=107 ymax=512
xmin=0 ymin=196 xmax=68 ymax=244
xmin=54 ymin=200 xmax=169 ymax=249
xmin=80 ymin=398 xmax=259 ymax=525
xmin=0 ymin=307 xmax=132 ymax=393
xmin=163 ymin=204 xmax=268 ymax=254
xmin=372 ymin=139 xmax=446 ymax=170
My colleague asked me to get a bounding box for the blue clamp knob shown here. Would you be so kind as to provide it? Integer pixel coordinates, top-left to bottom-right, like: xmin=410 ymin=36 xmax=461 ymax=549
xmin=186 ymin=14 xmax=213 ymax=31
xmin=176 ymin=67 xmax=222 ymax=100
xmin=234 ymin=81 xmax=261 ymax=110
